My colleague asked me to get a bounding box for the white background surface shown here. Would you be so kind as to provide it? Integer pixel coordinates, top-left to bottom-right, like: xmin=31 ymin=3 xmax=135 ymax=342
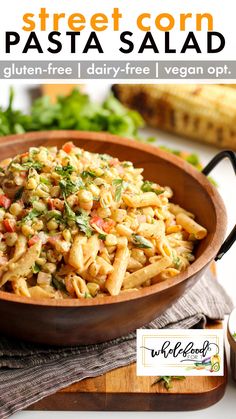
xmin=0 ymin=83 xmax=235 ymax=417
xmin=1 ymin=0 xmax=236 ymax=61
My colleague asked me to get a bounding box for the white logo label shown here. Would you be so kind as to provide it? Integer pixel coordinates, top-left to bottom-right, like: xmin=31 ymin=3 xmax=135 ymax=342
xmin=136 ymin=329 xmax=224 ymax=376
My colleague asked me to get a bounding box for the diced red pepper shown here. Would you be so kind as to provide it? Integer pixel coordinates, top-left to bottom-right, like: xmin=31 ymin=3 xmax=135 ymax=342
xmin=48 ymin=199 xmax=55 ymax=210
xmin=20 ymin=152 xmax=29 ymax=158
xmin=0 ymin=194 xmax=11 ymax=209
xmin=48 ymin=198 xmax=64 ymax=211
xmin=28 ymin=235 xmax=40 ymax=247
xmin=65 ymin=276 xmax=76 ymax=297
xmin=103 ymin=219 xmax=115 ymax=233
xmin=47 ymin=234 xmax=62 ymax=246
xmin=3 ymin=219 xmax=16 ymax=232
xmin=109 ymin=158 xmax=119 ymax=167
xmin=90 ymin=216 xmax=115 ymax=233
xmin=47 ymin=236 xmax=56 ymax=245
xmin=62 ymin=142 xmax=75 ymax=154
xmin=90 ymin=215 xmax=104 ymax=230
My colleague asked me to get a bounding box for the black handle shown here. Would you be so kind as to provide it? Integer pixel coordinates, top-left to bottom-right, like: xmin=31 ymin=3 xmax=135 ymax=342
xmin=202 ymin=150 xmax=236 ymax=261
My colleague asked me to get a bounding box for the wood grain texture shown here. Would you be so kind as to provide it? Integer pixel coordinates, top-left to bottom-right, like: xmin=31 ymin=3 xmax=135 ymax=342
xmin=0 ymin=131 xmax=227 ymax=346
xmin=27 ymin=322 xmax=227 ymax=411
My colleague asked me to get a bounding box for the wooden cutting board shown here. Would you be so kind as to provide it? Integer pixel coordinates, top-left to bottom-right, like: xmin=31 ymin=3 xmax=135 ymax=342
xmin=27 ymin=321 xmax=227 ymax=412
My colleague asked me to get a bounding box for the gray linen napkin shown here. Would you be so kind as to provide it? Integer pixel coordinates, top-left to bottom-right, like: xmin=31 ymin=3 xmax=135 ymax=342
xmin=0 ymin=269 xmax=233 ymax=419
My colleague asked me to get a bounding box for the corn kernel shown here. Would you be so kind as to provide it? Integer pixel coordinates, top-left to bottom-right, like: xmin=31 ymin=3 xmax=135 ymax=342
xmin=77 ymin=190 xmax=93 ymax=203
xmin=112 ymin=209 xmax=126 ymax=223
xmin=62 ymin=229 xmax=71 ymax=242
xmin=26 ymin=178 xmax=37 ymax=190
xmin=14 ymin=176 xmax=24 ymax=186
xmin=9 ymin=203 xmax=22 ymax=216
xmin=36 ymin=185 xmax=49 ymax=198
xmin=42 ymin=263 xmax=57 ymax=274
xmin=36 ymin=149 xmax=48 ymax=163
xmin=32 ymin=220 xmax=44 ymax=231
xmin=88 ymin=184 xmax=100 ymax=198
xmin=22 ymin=224 xmax=34 ymax=237
xmin=5 ymin=232 xmax=18 ymax=247
xmin=97 ymin=207 xmax=111 ymax=218
xmin=50 ymin=185 xmax=60 ymax=198
xmin=36 ymin=257 xmax=46 ymax=266
xmin=55 ymin=240 xmax=71 ymax=253
xmin=47 ymin=219 xmax=58 ymax=231
xmin=33 ymin=201 xmax=46 ymax=212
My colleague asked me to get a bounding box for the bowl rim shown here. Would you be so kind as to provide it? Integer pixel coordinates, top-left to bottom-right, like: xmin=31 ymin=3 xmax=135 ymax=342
xmin=0 ymin=130 xmax=227 ymax=307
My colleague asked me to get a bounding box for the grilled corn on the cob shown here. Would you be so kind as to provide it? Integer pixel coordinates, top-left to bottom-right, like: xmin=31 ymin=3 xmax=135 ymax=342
xmin=112 ymin=84 xmax=236 ymax=149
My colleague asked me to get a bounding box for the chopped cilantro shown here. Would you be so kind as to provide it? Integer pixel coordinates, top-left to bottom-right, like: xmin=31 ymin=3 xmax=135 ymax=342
xmin=113 ymin=178 xmax=128 ymax=202
xmin=40 ymin=176 xmax=51 ymax=186
xmin=22 ymin=161 xmax=43 ymax=171
xmin=8 ymin=160 xmax=42 ymax=172
xmin=122 ymin=162 xmax=132 ymax=168
xmin=172 ymin=255 xmax=181 ymax=269
xmin=46 ymin=210 xmax=63 ymax=222
xmin=152 ymin=376 xmax=185 ymax=390
xmin=32 ymin=263 xmax=41 ymax=274
xmin=100 ymin=154 xmax=112 ymax=161
xmin=52 ymin=276 xmax=68 ymax=293
xmin=81 ymin=170 xmax=97 ymax=179
xmin=59 ymin=178 xmax=83 ymax=197
xmin=64 ymin=198 xmax=92 ymax=237
xmin=21 ymin=209 xmax=42 ymax=224
xmin=98 ymin=233 xmax=106 ymax=240
xmin=141 ymin=181 xmax=164 ymax=195
xmin=55 ymin=164 xmax=74 ymax=178
xmin=75 ymin=211 xmax=93 ymax=238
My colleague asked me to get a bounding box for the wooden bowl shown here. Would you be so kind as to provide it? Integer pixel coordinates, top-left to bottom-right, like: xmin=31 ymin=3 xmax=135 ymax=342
xmin=0 ymin=131 xmax=227 ymax=345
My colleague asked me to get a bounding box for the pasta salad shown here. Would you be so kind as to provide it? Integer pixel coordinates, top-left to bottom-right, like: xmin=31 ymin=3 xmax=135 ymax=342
xmin=0 ymin=142 xmax=207 ymax=299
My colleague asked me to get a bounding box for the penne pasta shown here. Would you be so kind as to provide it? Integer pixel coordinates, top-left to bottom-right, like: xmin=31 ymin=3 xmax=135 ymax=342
xmin=137 ymin=220 xmax=165 ymax=239
xmin=123 ymin=192 xmax=162 ymax=208
xmin=68 ymin=235 xmax=87 ymax=271
xmin=105 ymin=246 xmax=130 ymax=296
xmin=71 ymin=275 xmax=90 ymax=298
xmin=152 ymin=268 xmax=180 ymax=284
xmin=95 ymin=256 xmax=114 ymax=275
xmin=0 ymin=241 xmax=42 ymax=287
xmin=29 ymin=285 xmax=56 ymax=299
xmin=12 ymin=277 xmax=31 ymax=298
xmin=169 ymin=203 xmax=195 ymax=218
xmin=156 ymin=238 xmax=172 ymax=257
xmin=176 ymin=213 xmax=207 ymax=239
xmin=82 ymin=235 xmax=100 ymax=270
xmin=123 ymin=256 xmax=172 ymax=289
